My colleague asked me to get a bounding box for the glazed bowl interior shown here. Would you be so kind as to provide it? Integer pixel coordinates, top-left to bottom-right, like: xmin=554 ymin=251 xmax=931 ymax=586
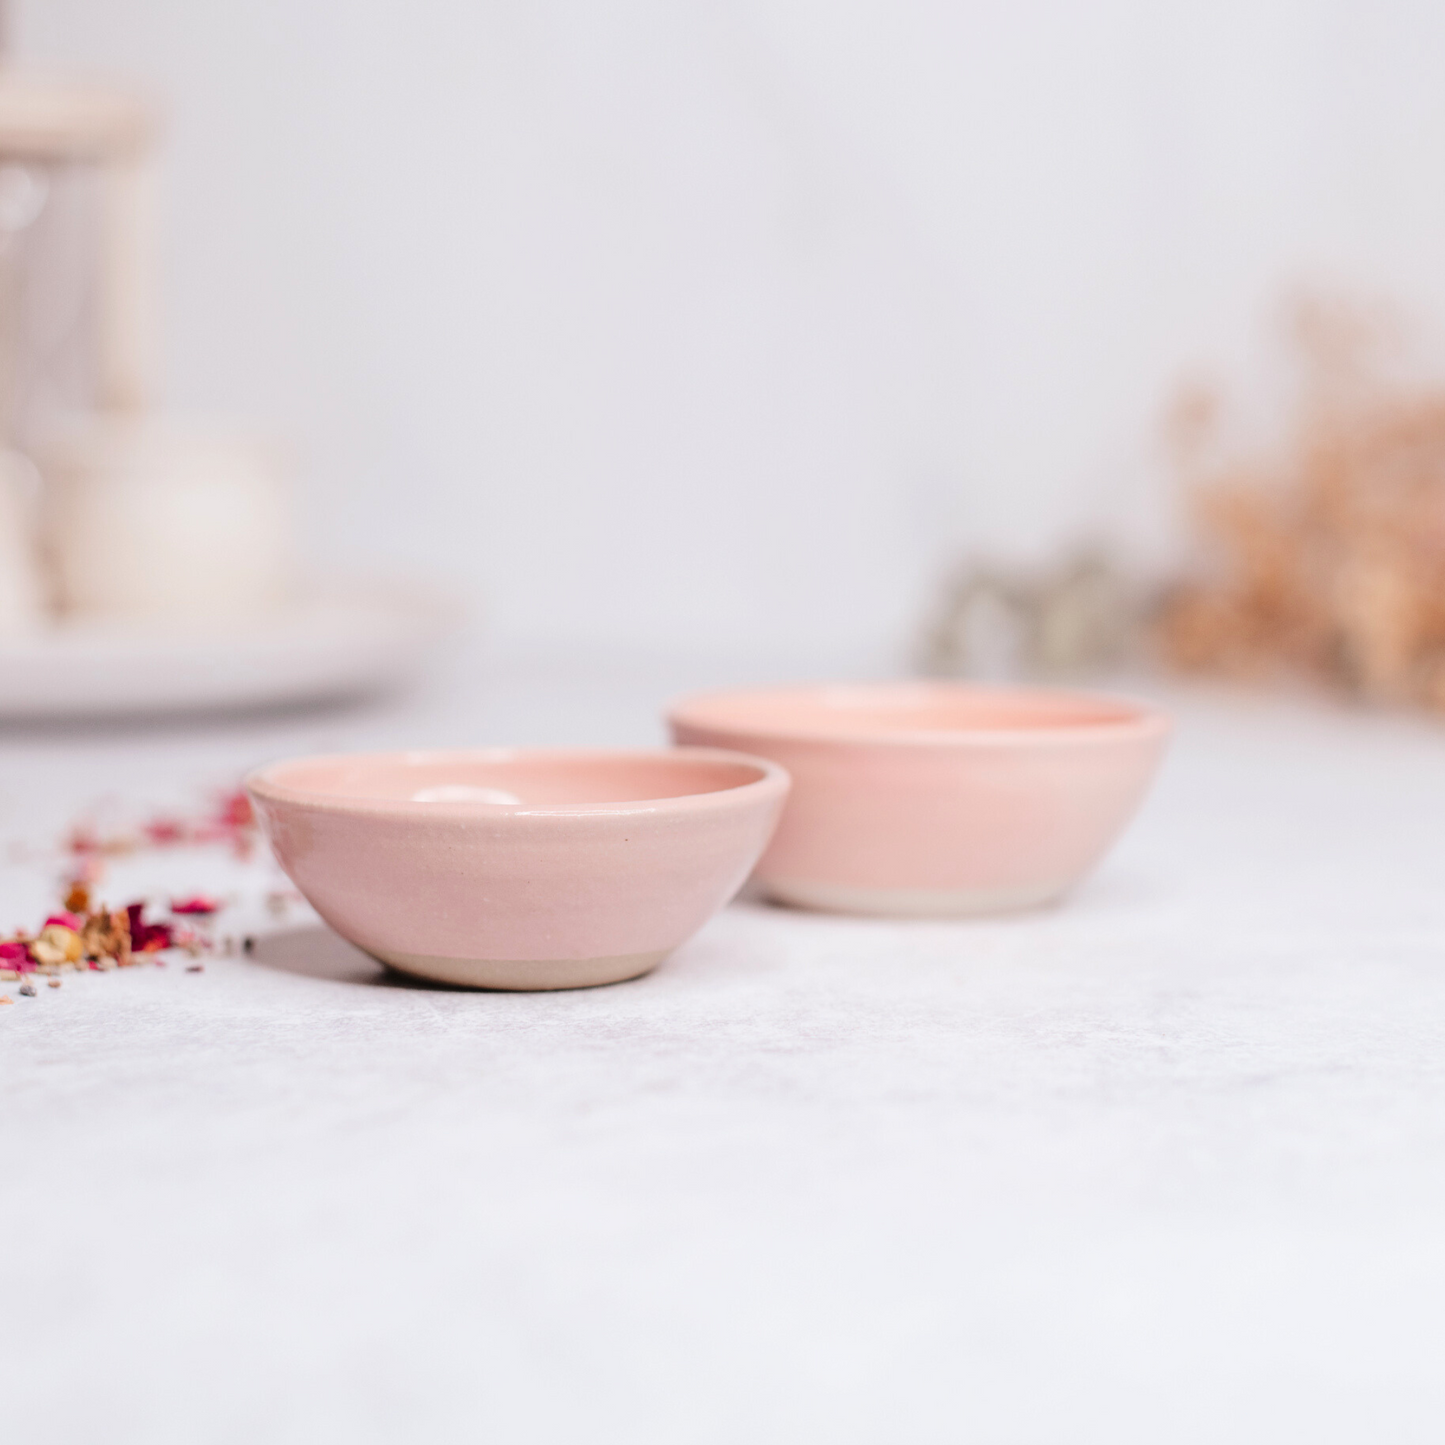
xmin=669 ymin=683 xmax=1159 ymax=743
xmin=250 ymin=749 xmax=775 ymax=809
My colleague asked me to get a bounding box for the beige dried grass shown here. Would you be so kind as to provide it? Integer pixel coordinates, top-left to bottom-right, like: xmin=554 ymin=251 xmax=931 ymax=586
xmin=1159 ymin=295 xmax=1445 ymax=707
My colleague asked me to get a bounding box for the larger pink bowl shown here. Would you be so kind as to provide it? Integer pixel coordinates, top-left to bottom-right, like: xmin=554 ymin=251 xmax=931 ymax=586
xmin=246 ymin=747 xmax=789 ymax=989
xmin=667 ymin=683 xmax=1170 ymax=917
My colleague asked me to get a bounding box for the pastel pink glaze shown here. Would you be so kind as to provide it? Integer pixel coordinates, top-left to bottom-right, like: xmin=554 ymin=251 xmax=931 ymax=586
xmin=245 ymin=747 xmax=789 ymax=988
xmin=667 ymin=683 xmax=1170 ymax=916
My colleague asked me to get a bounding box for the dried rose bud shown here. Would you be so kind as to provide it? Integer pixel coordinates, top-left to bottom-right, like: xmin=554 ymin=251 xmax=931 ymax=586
xmin=81 ymin=908 xmax=131 ymax=966
xmin=47 ymin=924 xmax=81 ymax=961
xmin=63 ymin=881 xmax=92 ymax=914
xmin=32 ymin=924 xmax=82 ymax=967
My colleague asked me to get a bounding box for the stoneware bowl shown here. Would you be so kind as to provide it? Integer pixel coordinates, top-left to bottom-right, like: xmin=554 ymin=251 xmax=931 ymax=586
xmin=246 ymin=747 xmax=790 ymax=989
xmin=667 ymin=682 xmax=1170 ymax=917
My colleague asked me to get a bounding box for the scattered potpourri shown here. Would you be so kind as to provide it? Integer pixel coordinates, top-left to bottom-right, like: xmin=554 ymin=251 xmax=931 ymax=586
xmin=1 ymin=787 xmax=275 ymax=1000
xmin=63 ymin=787 xmax=258 ymax=883
xmin=0 ymin=887 xmax=188 ymax=983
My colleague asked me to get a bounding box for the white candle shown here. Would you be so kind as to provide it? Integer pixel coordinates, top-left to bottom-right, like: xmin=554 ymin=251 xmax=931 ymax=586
xmin=0 ymin=448 xmax=47 ymax=633
xmin=42 ymin=417 xmax=295 ymax=625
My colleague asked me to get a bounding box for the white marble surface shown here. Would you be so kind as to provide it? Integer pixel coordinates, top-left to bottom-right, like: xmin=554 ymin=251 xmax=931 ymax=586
xmin=4 ymin=645 xmax=1445 ymax=1444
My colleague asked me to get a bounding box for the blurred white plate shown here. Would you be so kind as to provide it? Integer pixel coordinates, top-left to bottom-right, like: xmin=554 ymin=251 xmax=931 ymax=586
xmin=0 ymin=581 xmax=459 ymax=718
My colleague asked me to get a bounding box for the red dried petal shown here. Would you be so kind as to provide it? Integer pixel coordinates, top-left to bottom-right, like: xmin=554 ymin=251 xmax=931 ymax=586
xmin=171 ymin=895 xmax=221 ymax=915
xmin=45 ymin=912 xmax=83 ymax=931
xmin=0 ymin=939 xmax=37 ymax=973
xmin=215 ymin=790 xmax=254 ymax=830
xmin=126 ymin=901 xmax=175 ymax=952
xmin=144 ymin=818 xmax=186 ymax=846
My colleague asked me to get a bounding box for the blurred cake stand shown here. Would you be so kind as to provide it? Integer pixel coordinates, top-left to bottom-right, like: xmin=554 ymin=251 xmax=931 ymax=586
xmin=0 ymin=579 xmax=459 ymax=718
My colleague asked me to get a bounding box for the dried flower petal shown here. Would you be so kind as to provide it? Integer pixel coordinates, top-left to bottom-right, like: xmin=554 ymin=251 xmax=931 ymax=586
xmin=216 ymin=790 xmax=253 ymax=830
xmin=171 ymin=895 xmax=221 ymax=915
xmin=143 ymin=818 xmax=185 ymax=846
xmin=126 ymin=902 xmax=174 ymax=953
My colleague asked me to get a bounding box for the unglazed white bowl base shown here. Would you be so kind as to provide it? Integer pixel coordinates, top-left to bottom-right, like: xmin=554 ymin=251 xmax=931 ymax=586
xmin=371 ymin=948 xmax=669 ymax=991
xmin=762 ymin=878 xmax=1066 ymax=918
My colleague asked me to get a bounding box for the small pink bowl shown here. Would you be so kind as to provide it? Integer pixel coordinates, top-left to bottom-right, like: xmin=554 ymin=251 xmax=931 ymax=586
xmin=246 ymin=747 xmax=789 ymax=989
xmin=668 ymin=682 xmax=1170 ymax=917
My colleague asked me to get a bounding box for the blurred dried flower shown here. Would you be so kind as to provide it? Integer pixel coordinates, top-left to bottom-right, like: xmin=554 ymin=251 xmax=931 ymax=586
xmin=922 ymin=546 xmax=1139 ymax=679
xmin=31 ymin=923 xmax=82 ymax=967
xmin=1159 ymin=294 xmax=1445 ymax=706
xmin=80 ymin=908 xmax=131 ymax=967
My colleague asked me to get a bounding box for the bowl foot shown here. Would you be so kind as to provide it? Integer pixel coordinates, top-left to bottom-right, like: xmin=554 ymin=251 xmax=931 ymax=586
xmin=763 ymin=878 xmax=1065 ymax=918
xmin=369 ymin=948 xmax=668 ymax=991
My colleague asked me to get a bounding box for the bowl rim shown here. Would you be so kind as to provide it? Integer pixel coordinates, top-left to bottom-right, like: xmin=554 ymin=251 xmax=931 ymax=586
xmin=245 ymin=744 xmax=790 ymax=819
xmin=666 ymin=681 xmax=1172 ymax=749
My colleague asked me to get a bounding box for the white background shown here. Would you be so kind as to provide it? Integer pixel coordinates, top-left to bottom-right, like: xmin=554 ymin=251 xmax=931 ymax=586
xmin=17 ymin=0 xmax=1445 ymax=655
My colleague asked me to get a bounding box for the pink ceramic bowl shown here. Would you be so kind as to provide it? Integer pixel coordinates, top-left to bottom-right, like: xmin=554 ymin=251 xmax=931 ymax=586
xmin=246 ymin=747 xmax=789 ymax=989
xmin=667 ymin=682 xmax=1170 ymax=917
